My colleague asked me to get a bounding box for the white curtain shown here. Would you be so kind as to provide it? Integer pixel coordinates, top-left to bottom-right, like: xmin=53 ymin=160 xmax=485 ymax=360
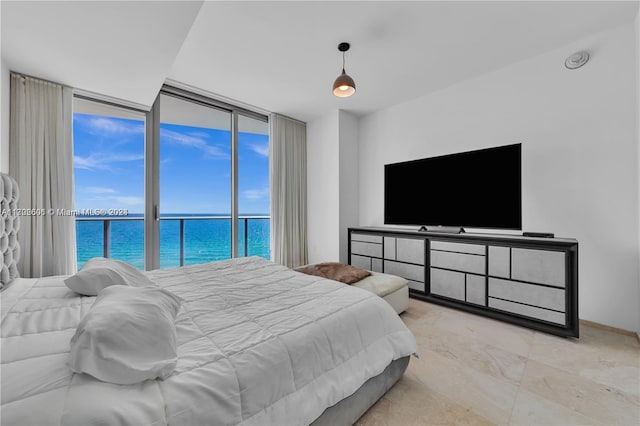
xmin=9 ymin=74 xmax=76 ymax=277
xmin=270 ymin=114 xmax=307 ymax=268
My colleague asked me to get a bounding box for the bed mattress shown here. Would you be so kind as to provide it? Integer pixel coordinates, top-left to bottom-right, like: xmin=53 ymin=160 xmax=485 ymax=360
xmin=1 ymin=256 xmax=417 ymax=425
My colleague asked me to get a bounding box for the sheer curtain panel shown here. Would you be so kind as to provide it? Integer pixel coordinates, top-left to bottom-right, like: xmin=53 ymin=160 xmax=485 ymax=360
xmin=270 ymin=114 xmax=308 ymax=267
xmin=9 ymin=74 xmax=76 ymax=277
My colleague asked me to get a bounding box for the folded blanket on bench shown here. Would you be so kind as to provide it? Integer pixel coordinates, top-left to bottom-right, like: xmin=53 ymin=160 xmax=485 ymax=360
xmin=295 ymin=262 xmax=371 ymax=284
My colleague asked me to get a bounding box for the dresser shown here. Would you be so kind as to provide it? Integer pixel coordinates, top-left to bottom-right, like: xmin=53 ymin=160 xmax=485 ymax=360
xmin=349 ymin=227 xmax=579 ymax=337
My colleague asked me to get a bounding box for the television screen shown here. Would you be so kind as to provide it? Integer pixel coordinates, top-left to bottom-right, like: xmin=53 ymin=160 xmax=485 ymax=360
xmin=384 ymin=143 xmax=522 ymax=230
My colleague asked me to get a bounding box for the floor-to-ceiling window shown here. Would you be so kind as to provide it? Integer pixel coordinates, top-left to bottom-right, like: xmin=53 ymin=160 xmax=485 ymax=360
xmin=237 ymin=114 xmax=270 ymax=258
xmin=73 ymin=88 xmax=270 ymax=271
xmin=73 ymin=97 xmax=146 ymax=269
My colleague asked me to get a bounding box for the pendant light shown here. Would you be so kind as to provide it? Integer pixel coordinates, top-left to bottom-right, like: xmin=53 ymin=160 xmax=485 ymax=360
xmin=333 ymin=42 xmax=356 ymax=97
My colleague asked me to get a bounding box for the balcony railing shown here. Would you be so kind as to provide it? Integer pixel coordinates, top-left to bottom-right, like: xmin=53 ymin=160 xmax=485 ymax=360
xmin=76 ymin=215 xmax=270 ymax=269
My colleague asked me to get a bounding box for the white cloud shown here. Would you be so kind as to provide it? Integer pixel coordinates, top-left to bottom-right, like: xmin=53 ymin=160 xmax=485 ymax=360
xmin=249 ymin=143 xmax=269 ymax=157
xmin=84 ymin=186 xmax=116 ymax=194
xmin=74 ymin=153 xmax=144 ymax=171
xmin=74 ymin=155 xmax=101 ymax=170
xmin=161 ymin=128 xmax=228 ymax=159
xmin=242 ymin=187 xmax=269 ymax=200
xmin=110 ymin=195 xmax=144 ymax=206
xmin=75 ymin=115 xmax=144 ymax=136
xmin=84 ymin=190 xmax=144 ymax=208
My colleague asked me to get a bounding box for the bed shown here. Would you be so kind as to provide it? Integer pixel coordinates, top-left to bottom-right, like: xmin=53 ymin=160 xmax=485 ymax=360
xmin=1 ymin=175 xmax=418 ymax=426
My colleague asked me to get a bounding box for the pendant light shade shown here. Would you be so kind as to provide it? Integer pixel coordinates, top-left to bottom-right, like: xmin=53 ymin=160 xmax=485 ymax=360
xmin=333 ymin=42 xmax=355 ymax=98
xmin=333 ymin=70 xmax=356 ymax=97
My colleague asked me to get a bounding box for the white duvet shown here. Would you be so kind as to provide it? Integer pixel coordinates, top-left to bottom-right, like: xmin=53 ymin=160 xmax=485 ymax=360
xmin=1 ymin=256 xmax=418 ymax=426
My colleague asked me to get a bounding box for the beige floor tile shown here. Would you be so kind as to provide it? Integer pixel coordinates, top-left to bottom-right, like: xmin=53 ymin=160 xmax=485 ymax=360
xmin=529 ymin=329 xmax=640 ymax=396
xmin=400 ymin=299 xmax=444 ymax=328
xmin=509 ymin=388 xmax=599 ymax=425
xmin=359 ymin=299 xmax=640 ymax=425
xmin=520 ymin=359 xmax=640 ymax=425
xmin=356 ymin=372 xmax=495 ymax=426
xmin=431 ymin=306 xmax=535 ymax=358
xmin=408 ymin=347 xmax=518 ymax=424
xmin=416 ymin=324 xmax=527 ymax=386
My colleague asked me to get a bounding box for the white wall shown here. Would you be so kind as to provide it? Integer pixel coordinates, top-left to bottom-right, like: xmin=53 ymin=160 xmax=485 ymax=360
xmin=307 ymin=109 xmax=360 ymax=264
xmin=357 ymin=23 xmax=639 ymax=332
xmin=338 ymin=110 xmax=359 ymax=264
xmin=1 ymin=57 xmax=9 ymax=173
xmin=307 ymin=110 xmax=340 ymax=263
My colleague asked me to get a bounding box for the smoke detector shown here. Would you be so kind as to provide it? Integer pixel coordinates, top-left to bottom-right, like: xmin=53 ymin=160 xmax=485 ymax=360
xmin=565 ymin=51 xmax=590 ymax=70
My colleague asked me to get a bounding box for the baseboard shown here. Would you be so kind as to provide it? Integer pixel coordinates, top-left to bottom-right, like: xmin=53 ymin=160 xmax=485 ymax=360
xmin=579 ymin=319 xmax=637 ymax=338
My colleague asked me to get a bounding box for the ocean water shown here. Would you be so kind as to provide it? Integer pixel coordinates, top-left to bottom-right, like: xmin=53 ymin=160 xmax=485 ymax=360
xmin=76 ymin=215 xmax=270 ymax=270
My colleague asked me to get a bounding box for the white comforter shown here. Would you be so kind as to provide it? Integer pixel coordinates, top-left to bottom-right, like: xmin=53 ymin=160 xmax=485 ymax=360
xmin=1 ymin=257 xmax=418 ymax=426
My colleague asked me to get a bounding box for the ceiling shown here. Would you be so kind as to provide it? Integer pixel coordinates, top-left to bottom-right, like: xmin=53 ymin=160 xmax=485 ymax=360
xmin=2 ymin=1 xmax=638 ymax=123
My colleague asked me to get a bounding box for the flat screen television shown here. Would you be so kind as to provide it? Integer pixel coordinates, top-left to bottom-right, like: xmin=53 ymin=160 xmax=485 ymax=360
xmin=384 ymin=143 xmax=522 ymax=230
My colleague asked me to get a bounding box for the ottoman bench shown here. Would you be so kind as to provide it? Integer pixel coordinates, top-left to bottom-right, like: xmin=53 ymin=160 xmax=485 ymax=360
xmin=351 ymin=271 xmax=409 ymax=314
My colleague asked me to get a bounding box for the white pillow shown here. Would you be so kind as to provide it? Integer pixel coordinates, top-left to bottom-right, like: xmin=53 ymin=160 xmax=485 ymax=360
xmin=69 ymin=285 xmax=182 ymax=385
xmin=64 ymin=257 xmax=154 ymax=296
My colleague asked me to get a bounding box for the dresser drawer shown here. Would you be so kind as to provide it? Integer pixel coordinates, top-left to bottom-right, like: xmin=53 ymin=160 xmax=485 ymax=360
xmin=466 ymin=274 xmax=486 ymax=305
xmin=430 ymin=268 xmax=465 ymax=301
xmin=489 ymin=298 xmax=565 ymax=325
xmin=430 ymin=240 xmax=486 ymax=255
xmin=489 ymin=278 xmax=565 ymax=312
xmin=430 ymin=250 xmax=485 ymax=275
xmin=351 ymin=241 xmax=382 ymax=258
xmin=396 ymin=238 xmax=425 ymax=265
xmin=384 ymin=237 xmax=396 ymax=259
xmin=350 ymin=254 xmax=371 ymax=270
xmin=384 ymin=260 xmax=424 ymax=282
xmin=511 ymin=248 xmax=566 ymax=287
xmin=488 ymin=246 xmax=510 ymax=278
xmin=371 ymin=258 xmax=383 ymax=273
xmin=351 ymin=233 xmax=383 ymax=244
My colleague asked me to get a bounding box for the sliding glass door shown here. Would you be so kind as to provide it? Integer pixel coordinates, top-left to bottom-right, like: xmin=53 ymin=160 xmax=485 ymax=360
xmin=158 ymin=93 xmax=232 ymax=268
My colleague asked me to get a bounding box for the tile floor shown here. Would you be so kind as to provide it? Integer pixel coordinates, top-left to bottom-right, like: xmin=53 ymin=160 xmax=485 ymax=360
xmin=356 ymin=298 xmax=640 ymax=425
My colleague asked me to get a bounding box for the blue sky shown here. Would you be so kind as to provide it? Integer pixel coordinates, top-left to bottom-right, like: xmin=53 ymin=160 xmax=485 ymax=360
xmin=73 ymin=113 xmax=270 ymax=215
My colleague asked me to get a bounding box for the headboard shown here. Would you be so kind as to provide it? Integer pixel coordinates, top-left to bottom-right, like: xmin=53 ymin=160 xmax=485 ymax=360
xmin=1 ymin=173 xmax=21 ymax=288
